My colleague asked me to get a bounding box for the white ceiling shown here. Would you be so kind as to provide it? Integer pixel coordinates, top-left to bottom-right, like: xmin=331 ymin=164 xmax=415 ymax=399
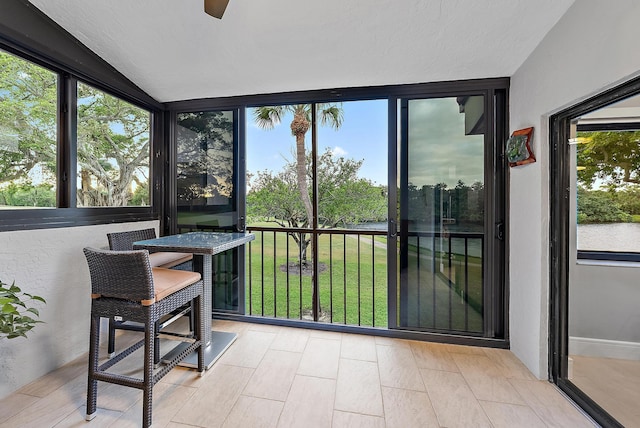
xmin=28 ymin=0 xmax=574 ymax=103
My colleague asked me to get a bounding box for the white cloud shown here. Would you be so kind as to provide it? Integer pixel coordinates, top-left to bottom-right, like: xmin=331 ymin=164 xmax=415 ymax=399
xmin=331 ymin=146 xmax=348 ymax=156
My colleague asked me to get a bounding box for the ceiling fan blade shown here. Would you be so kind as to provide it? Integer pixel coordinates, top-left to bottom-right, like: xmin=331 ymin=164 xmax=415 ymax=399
xmin=204 ymin=0 xmax=229 ymax=19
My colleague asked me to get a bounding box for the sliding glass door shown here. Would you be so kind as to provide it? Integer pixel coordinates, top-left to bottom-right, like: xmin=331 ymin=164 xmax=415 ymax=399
xmin=395 ymin=93 xmax=505 ymax=338
xmin=164 ymin=80 xmax=507 ymax=341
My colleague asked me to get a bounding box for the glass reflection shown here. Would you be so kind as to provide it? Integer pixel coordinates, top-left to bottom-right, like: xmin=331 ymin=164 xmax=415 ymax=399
xmin=176 ymin=111 xmax=234 ymax=231
xmin=401 ymin=96 xmax=485 ymax=334
xmin=176 ymin=110 xmax=238 ymax=312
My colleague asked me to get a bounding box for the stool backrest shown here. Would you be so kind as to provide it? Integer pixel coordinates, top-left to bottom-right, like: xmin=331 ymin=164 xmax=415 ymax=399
xmin=107 ymin=228 xmax=157 ymax=251
xmin=83 ymin=247 xmax=154 ymax=302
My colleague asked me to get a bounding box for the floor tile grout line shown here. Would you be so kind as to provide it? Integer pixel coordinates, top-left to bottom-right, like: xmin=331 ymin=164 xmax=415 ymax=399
xmin=454 ymin=351 xmax=529 ymax=406
xmin=373 ymin=343 xmax=386 ymax=422
xmin=420 ymin=377 xmax=446 ymax=428
xmin=409 ymin=344 xmax=449 ymax=427
xmin=7 ymin=371 xmax=92 ymax=427
xmin=332 ymin=351 xmax=343 ymax=419
xmin=273 ymin=346 xmax=304 ymax=427
xmin=167 ymin=382 xmax=205 ymax=427
xmin=238 ymin=393 xmax=286 ymax=404
xmin=450 ymin=353 xmax=501 ymax=428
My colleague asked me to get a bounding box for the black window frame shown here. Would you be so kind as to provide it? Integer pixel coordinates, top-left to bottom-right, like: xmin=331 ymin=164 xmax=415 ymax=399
xmin=0 ymin=23 xmax=164 ymax=232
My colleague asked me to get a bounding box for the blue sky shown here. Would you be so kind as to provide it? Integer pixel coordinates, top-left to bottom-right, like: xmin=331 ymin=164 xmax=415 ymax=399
xmin=246 ymin=100 xmax=388 ymax=186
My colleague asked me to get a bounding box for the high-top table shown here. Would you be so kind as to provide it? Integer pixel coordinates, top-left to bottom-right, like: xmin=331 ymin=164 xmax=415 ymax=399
xmin=134 ymin=231 xmax=254 ymax=369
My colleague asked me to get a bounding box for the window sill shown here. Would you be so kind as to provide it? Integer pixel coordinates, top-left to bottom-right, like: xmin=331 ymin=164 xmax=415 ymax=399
xmin=576 ymin=258 xmax=640 ymax=268
xmin=0 ymin=208 xmax=157 ymax=232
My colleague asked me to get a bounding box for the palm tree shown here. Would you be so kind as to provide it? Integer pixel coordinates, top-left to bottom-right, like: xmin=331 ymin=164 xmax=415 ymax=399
xmin=253 ymin=103 xmax=343 ymax=264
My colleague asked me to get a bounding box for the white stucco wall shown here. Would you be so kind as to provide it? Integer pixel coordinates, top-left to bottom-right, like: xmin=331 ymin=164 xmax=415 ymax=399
xmin=0 ymin=220 xmax=159 ymax=400
xmin=509 ymin=0 xmax=640 ymax=378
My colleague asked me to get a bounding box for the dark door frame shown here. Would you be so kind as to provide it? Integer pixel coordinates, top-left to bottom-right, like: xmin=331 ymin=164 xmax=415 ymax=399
xmin=391 ymin=89 xmax=507 ymax=340
xmin=548 ymin=76 xmax=640 ymax=428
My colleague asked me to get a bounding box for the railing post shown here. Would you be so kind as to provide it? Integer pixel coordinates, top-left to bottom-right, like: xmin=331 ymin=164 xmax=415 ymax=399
xmin=312 ymin=233 xmax=319 ymax=322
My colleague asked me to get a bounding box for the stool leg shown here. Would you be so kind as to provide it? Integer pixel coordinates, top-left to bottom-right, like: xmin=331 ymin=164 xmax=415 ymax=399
xmin=86 ymin=313 xmax=100 ymax=421
xmin=143 ymin=317 xmax=154 ymax=428
xmin=107 ymin=318 xmax=116 ymax=357
xmin=154 ymin=320 xmax=160 ymax=365
xmin=189 ymin=301 xmax=195 ymax=332
xmin=195 ymin=294 xmax=204 ymax=375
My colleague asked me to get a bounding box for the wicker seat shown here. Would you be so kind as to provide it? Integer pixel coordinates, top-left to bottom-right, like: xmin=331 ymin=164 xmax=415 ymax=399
xmin=106 ymin=228 xmax=194 ymax=361
xmin=107 ymin=228 xmax=193 ymax=270
xmin=83 ymin=247 xmax=204 ymax=428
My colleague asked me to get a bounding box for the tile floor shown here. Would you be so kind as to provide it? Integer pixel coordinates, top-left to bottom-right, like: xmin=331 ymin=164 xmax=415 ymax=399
xmin=571 ymin=354 xmax=640 ymax=427
xmin=0 ymin=320 xmax=597 ymax=427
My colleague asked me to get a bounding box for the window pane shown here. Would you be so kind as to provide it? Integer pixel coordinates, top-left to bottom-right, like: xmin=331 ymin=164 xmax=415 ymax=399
xmin=246 ymin=102 xmax=390 ymax=325
xmin=176 ymin=110 xmax=234 ymax=231
xmin=246 ymin=104 xmax=310 ymax=230
xmin=576 ymin=127 xmax=640 ymax=253
xmin=77 ymin=82 xmax=151 ymax=207
xmin=316 ymin=100 xmax=388 ymax=230
xmin=0 ymin=49 xmax=57 ymax=208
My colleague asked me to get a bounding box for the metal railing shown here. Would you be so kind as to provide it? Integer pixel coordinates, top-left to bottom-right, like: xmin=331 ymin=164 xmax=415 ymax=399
xmin=246 ymin=226 xmax=388 ymax=327
xmin=245 ymin=226 xmax=483 ymax=333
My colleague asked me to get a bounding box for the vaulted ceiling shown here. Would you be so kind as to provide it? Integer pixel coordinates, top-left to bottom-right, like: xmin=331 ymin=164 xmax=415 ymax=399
xmin=28 ymin=0 xmax=574 ymax=103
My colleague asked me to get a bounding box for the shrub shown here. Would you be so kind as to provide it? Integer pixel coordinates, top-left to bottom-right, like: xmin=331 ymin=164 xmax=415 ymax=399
xmin=0 ymin=280 xmax=46 ymax=339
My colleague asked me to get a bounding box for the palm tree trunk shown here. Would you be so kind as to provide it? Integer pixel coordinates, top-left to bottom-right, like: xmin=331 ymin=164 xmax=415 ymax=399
xmin=295 ymin=133 xmax=314 ymax=262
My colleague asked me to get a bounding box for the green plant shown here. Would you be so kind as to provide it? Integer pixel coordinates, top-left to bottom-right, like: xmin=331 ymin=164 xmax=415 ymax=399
xmin=0 ymin=280 xmax=46 ymax=339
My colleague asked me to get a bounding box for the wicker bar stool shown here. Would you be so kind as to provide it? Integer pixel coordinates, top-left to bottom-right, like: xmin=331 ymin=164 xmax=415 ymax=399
xmin=106 ymin=228 xmax=194 ymax=361
xmin=83 ymin=247 xmax=204 ymax=428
